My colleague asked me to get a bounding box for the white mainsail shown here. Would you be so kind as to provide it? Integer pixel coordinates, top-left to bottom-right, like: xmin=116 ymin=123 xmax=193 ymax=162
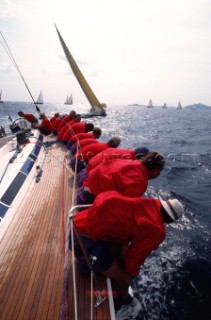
xmin=36 ymin=90 xmax=44 ymax=104
xmin=147 ymin=99 xmax=153 ymax=108
xmin=64 ymin=93 xmax=73 ymax=105
xmin=177 ymin=101 xmax=182 ymax=109
xmin=0 ymin=89 xmax=3 ymax=103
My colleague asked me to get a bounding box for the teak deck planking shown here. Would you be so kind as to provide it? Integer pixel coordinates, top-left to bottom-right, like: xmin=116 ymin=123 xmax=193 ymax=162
xmin=0 ymin=140 xmax=111 ymax=320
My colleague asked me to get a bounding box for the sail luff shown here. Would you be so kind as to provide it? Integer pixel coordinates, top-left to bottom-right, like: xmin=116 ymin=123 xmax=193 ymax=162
xmin=55 ymin=26 xmax=103 ymax=112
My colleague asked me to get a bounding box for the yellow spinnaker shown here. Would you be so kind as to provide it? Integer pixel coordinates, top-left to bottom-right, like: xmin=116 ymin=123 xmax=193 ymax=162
xmin=55 ymin=25 xmax=105 ymax=113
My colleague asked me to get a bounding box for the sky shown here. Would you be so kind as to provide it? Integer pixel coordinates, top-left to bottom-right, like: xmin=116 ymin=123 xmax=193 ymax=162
xmin=0 ymin=0 xmax=211 ymax=107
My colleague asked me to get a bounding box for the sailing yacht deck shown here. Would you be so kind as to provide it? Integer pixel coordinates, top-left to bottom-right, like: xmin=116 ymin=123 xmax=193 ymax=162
xmin=0 ymin=137 xmax=112 ymax=320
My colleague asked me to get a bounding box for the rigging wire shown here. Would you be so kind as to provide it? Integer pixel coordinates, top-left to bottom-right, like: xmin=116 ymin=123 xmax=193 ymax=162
xmin=60 ymin=126 xmax=107 ymax=319
xmin=0 ymin=31 xmax=41 ymax=113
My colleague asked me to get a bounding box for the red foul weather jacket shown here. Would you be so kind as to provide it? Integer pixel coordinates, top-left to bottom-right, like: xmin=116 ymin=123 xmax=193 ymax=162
xmin=86 ymin=148 xmax=136 ymax=172
xmin=22 ymin=113 xmax=38 ymax=123
xmin=70 ymin=132 xmax=96 ymax=143
xmin=83 ymin=158 xmax=148 ymax=197
xmin=40 ymin=118 xmax=52 ymax=132
xmin=76 ymin=142 xmax=110 ymax=161
xmin=62 ymin=122 xmax=86 ymax=141
xmin=58 ymin=120 xmax=75 ymax=140
xmin=71 ymin=139 xmax=99 ymax=155
xmin=75 ymin=138 xmax=98 ymax=148
xmin=74 ymin=191 xmax=166 ymax=277
xmin=50 ymin=116 xmax=60 ymax=124
xmin=52 ymin=117 xmax=63 ymax=131
xmin=57 ymin=115 xmax=73 ymax=131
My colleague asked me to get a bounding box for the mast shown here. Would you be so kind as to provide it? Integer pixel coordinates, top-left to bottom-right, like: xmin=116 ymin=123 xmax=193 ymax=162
xmin=55 ymin=25 xmax=105 ymax=112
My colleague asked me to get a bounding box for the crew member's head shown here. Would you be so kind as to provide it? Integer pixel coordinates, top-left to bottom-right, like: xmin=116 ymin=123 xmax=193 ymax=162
xmin=141 ymin=151 xmax=165 ymax=179
xmin=93 ymin=127 xmax=102 ymax=139
xmin=108 ymin=136 xmax=121 ymax=148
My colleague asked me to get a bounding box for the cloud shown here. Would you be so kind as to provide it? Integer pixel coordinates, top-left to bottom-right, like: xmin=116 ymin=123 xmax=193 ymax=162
xmin=0 ymin=0 xmax=25 ymax=20
xmin=0 ymin=63 xmax=12 ymax=73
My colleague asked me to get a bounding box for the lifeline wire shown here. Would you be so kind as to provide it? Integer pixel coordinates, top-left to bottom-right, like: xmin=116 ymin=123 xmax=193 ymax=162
xmin=61 ymin=126 xmax=106 ymax=320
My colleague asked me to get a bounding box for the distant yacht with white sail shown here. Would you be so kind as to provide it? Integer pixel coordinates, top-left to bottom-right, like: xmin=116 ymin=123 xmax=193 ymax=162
xmin=177 ymin=101 xmax=182 ymax=109
xmin=0 ymin=89 xmax=3 ymax=103
xmin=147 ymin=99 xmax=153 ymax=108
xmin=64 ymin=93 xmax=73 ymax=105
xmin=192 ymin=103 xmax=196 ymax=111
xmin=36 ymin=90 xmax=44 ymax=104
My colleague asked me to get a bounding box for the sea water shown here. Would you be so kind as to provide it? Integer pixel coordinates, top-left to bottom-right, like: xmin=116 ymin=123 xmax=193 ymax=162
xmin=0 ymin=101 xmax=210 ymax=320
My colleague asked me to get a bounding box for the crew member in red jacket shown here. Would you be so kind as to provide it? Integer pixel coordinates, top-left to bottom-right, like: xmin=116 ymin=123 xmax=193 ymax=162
xmin=57 ymin=113 xmax=80 ymax=140
xmin=76 ymin=136 xmax=121 ymax=162
xmin=67 ymin=127 xmax=102 ymax=149
xmin=61 ymin=122 xmax=94 ymax=143
xmin=72 ymin=190 xmax=184 ymax=318
xmin=50 ymin=112 xmax=60 ymax=124
xmin=69 ymin=136 xmax=121 ymax=173
xmin=70 ymin=138 xmax=99 ymax=155
xmin=57 ymin=110 xmax=77 ymax=132
xmin=77 ymin=151 xmax=165 ymax=208
xmin=76 ymin=146 xmax=149 ymax=188
xmin=52 ymin=110 xmax=76 ymax=135
xmin=86 ymin=146 xmax=149 ymax=172
xmin=32 ymin=113 xmax=52 ymax=135
xmin=18 ymin=111 xmax=38 ymax=125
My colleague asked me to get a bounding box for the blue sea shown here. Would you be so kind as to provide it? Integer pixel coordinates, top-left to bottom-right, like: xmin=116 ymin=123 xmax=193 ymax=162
xmin=0 ymin=101 xmax=211 ymax=320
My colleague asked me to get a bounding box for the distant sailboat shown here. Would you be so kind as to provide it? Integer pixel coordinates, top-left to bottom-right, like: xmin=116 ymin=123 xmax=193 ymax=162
xmin=192 ymin=103 xmax=196 ymax=111
xmin=0 ymin=89 xmax=3 ymax=103
xmin=55 ymin=25 xmax=106 ymax=117
xmin=64 ymin=93 xmax=73 ymax=105
xmin=162 ymin=102 xmax=167 ymax=109
xmin=147 ymin=99 xmax=153 ymax=108
xmin=177 ymin=101 xmax=182 ymax=109
xmin=36 ymin=90 xmax=44 ymax=104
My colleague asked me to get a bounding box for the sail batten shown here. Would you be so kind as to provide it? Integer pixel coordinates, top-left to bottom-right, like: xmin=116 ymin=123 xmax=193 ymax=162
xmin=55 ymin=25 xmax=105 ymax=114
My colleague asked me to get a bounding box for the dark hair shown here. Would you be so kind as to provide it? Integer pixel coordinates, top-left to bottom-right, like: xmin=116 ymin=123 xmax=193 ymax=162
xmin=93 ymin=127 xmax=102 ymax=137
xmin=85 ymin=123 xmax=94 ymax=132
xmin=108 ymin=136 xmax=121 ymax=148
xmin=141 ymin=151 xmax=165 ymax=170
